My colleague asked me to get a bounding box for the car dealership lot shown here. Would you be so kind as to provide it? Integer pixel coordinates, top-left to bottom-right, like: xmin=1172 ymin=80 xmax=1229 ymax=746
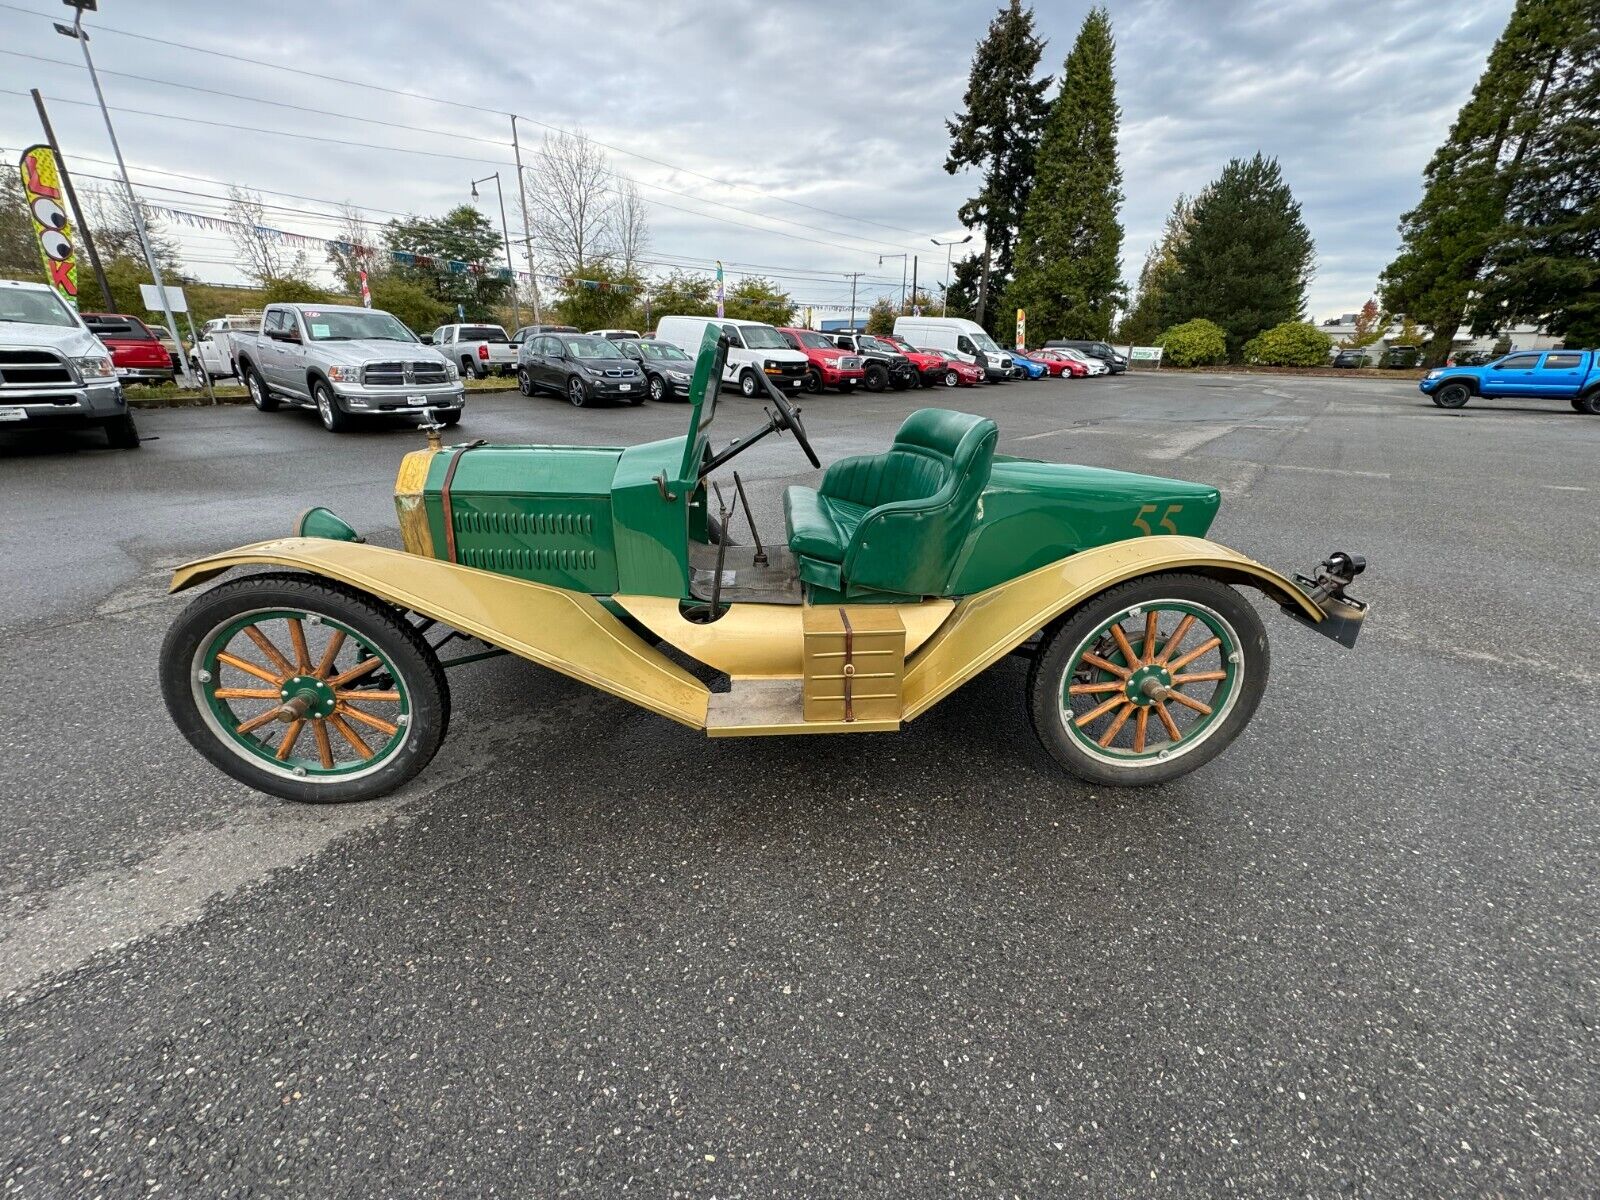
xmin=1 ymin=374 xmax=1595 ymax=1196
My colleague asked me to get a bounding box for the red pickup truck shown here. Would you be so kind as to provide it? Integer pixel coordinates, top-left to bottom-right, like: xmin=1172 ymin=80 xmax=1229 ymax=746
xmin=777 ymin=327 xmax=868 ymax=393
xmin=82 ymin=313 xmax=175 ymax=386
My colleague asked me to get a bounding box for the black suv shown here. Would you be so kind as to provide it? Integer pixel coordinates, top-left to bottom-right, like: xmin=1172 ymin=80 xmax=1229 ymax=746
xmin=831 ymin=331 xmax=916 ymax=392
xmin=1043 ymin=338 xmax=1127 ymax=374
xmin=516 ymin=333 xmax=645 ymax=406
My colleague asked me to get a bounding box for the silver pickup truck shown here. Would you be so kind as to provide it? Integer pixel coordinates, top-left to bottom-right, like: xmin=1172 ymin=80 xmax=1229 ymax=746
xmin=427 ymin=322 xmax=518 ymax=379
xmin=233 ymin=303 xmax=464 ymax=433
xmin=0 ymin=278 xmax=140 ymax=449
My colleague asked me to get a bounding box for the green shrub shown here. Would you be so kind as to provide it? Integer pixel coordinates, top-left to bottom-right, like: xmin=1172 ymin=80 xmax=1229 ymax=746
xmin=1157 ymin=318 xmax=1227 ymax=366
xmin=1243 ymin=321 xmax=1334 ymax=366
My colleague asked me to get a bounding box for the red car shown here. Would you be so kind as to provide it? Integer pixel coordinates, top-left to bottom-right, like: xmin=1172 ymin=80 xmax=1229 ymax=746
xmin=82 ymin=312 xmax=175 ymax=385
xmin=1030 ymin=348 xmax=1089 ymax=378
xmin=923 ymin=349 xmax=982 ymax=386
xmin=878 ymin=334 xmax=961 ymax=388
xmin=777 ymin=328 xmax=868 ymax=393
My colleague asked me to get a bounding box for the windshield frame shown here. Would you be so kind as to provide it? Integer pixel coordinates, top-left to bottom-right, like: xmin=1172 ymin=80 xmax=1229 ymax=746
xmin=640 ymin=340 xmax=691 ymax=362
xmin=562 ymin=335 xmax=627 ymax=360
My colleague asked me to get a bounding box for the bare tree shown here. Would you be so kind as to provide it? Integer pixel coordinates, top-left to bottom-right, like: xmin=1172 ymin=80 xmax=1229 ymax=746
xmin=79 ymin=184 xmax=183 ymax=271
xmin=528 ymin=129 xmax=616 ymax=275
xmin=325 ymin=202 xmax=384 ymax=290
xmin=610 ymin=178 xmax=650 ymax=276
xmin=225 ymin=186 xmax=307 ymax=284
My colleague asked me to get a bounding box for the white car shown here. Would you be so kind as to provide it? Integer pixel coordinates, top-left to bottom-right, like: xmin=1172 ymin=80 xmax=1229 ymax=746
xmin=1056 ymin=347 xmax=1110 ymax=376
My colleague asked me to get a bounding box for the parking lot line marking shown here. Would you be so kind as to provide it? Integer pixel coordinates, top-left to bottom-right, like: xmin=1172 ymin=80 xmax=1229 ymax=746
xmin=1271 ymin=463 xmax=1391 ymax=480
xmin=1542 ymin=484 xmax=1589 ymax=492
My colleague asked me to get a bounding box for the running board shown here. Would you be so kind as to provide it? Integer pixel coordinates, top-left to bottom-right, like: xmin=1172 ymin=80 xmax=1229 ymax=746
xmin=706 ymin=679 xmax=899 ymax=737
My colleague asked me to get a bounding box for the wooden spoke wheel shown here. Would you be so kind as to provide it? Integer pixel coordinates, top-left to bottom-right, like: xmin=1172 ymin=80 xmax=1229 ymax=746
xmin=1027 ymin=573 xmax=1269 ymax=786
xmin=161 ymin=574 xmax=449 ymax=803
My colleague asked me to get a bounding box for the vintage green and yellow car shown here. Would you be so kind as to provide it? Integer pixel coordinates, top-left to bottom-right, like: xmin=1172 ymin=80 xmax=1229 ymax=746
xmin=159 ymin=329 xmax=1368 ymax=803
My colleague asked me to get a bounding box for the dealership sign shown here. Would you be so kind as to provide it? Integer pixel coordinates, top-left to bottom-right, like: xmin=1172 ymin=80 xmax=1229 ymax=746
xmin=1128 ymin=345 xmax=1163 ymax=365
xmin=17 ymin=145 xmax=79 ymax=309
xmin=1015 ymin=308 xmax=1026 ymax=350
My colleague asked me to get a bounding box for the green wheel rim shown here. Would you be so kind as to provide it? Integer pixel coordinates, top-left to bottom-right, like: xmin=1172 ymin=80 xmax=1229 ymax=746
xmin=193 ymin=608 xmax=411 ymax=782
xmin=1059 ymin=600 xmax=1241 ymax=767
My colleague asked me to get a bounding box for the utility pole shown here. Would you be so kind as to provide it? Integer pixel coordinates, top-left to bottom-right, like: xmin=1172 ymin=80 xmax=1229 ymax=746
xmin=471 ymin=172 xmax=520 ymax=327
xmin=30 ymin=88 xmax=111 ymax=311
xmin=509 ymin=115 xmax=543 ymax=324
xmin=56 ymin=1 xmax=196 ymax=388
xmin=910 ymin=255 xmax=918 ymax=312
xmin=843 ymin=272 xmax=864 ymax=330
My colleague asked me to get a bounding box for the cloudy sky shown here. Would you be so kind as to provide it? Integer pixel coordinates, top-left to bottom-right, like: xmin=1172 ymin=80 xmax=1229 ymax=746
xmin=0 ymin=0 xmax=1513 ymax=323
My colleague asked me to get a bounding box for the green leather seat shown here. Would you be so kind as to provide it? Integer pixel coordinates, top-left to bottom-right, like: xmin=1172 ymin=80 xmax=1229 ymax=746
xmin=782 ymin=408 xmax=998 ymax=597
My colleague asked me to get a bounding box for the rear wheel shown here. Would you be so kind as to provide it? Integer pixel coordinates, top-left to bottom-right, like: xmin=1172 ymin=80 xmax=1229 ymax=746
xmin=160 ymin=573 xmax=450 ymax=804
xmin=1576 ymin=390 xmax=1600 ymax=415
xmin=1026 ymin=573 xmax=1269 ymax=787
xmin=863 ymin=363 xmax=888 ymax=393
xmin=463 ymin=355 xmax=486 ymax=380
xmin=103 ymin=412 xmax=141 ymax=449
xmin=1433 ymin=381 xmax=1472 ymax=409
xmin=244 ymin=365 xmax=278 ymax=412
xmin=517 ymin=367 xmax=535 ymax=397
xmin=313 ymin=379 xmax=350 ymax=432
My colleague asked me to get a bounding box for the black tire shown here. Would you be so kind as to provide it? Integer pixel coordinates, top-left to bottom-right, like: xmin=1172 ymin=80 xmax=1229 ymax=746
xmin=313 ymin=378 xmax=350 ymax=432
xmin=463 ymin=355 xmax=487 ymax=381
xmin=103 ymin=412 xmax=141 ymax=449
xmin=159 ymin=573 xmax=451 ymax=804
xmin=940 ymin=369 xmax=959 ymax=388
xmin=648 ymin=374 xmax=666 ymax=402
xmin=1575 ymin=390 xmax=1600 ymax=416
xmin=889 ymin=372 xmax=911 ymax=391
xmin=803 ymin=367 xmax=824 ymax=394
xmin=1025 ymin=573 xmax=1269 ymax=788
xmin=567 ymin=376 xmax=588 ymax=407
xmin=439 ymin=411 xmax=461 ymax=426
xmin=517 ymin=367 xmax=535 ymax=397
xmin=244 ymin=364 xmax=278 ymax=412
xmin=739 ymin=370 xmax=760 ymax=398
xmin=1433 ymin=381 xmax=1472 ymax=409
xmin=863 ymin=363 xmax=888 ymax=393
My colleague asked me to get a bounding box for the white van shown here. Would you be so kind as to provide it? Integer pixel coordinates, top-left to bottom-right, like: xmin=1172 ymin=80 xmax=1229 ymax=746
xmin=655 ymin=315 xmax=810 ymax=397
xmin=894 ymin=316 xmax=1012 ymax=382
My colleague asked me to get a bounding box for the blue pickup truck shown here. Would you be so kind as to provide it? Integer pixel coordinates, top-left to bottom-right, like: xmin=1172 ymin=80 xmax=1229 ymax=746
xmin=1420 ymin=349 xmax=1600 ymax=414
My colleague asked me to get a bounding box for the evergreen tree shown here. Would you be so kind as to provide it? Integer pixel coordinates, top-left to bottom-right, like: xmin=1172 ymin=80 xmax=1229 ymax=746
xmin=1162 ymin=154 xmax=1314 ymax=361
xmin=1119 ymin=193 xmax=1193 ymax=344
xmin=944 ymin=0 xmax=1051 ymax=326
xmin=1379 ymin=0 xmax=1588 ymax=363
xmin=1007 ymin=6 xmax=1124 ymax=342
xmin=1473 ymin=9 xmax=1599 ymax=345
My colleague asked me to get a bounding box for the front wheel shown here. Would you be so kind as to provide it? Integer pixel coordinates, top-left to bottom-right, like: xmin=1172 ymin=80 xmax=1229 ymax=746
xmin=941 ymin=369 xmax=959 ymax=388
xmin=567 ymin=376 xmax=589 ymax=407
xmin=803 ymin=367 xmax=824 ymax=394
xmin=863 ymin=363 xmax=887 ymax=393
xmin=648 ymin=374 xmax=666 ymax=402
xmin=739 ymin=370 xmax=759 ymax=398
xmin=1432 ymin=382 xmax=1472 ymax=409
xmin=1025 ymin=573 xmax=1269 ymax=787
xmin=103 ymin=412 xmax=141 ymax=449
xmin=313 ymin=379 xmax=350 ymax=432
xmin=159 ymin=573 xmax=450 ymax=803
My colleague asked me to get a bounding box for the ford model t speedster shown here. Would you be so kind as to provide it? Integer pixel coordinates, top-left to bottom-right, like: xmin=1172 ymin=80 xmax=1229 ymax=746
xmin=160 ymin=328 xmax=1367 ymax=802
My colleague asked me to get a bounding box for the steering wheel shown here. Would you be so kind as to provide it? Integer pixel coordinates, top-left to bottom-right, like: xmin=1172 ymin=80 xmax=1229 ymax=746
xmin=759 ymin=370 xmax=821 ymax=468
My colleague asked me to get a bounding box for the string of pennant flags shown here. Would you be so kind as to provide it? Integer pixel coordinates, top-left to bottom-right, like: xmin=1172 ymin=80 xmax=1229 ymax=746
xmin=146 ymin=203 xmax=815 ymax=310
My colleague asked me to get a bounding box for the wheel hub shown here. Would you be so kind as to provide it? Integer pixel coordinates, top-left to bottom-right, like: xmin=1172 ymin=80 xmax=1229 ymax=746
xmin=278 ymin=674 xmax=337 ymax=719
xmin=1123 ymin=663 xmax=1173 ymax=707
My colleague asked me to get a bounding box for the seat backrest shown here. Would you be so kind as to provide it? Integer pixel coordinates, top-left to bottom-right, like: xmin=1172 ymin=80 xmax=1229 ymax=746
xmin=841 ymin=408 xmax=997 ymax=597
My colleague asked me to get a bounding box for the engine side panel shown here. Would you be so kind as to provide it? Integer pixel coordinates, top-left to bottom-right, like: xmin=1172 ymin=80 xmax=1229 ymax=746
xmin=947 ymin=458 xmax=1221 ymax=594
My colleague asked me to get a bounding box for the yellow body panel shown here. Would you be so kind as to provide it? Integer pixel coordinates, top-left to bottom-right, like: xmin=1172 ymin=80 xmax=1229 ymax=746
xmin=901 ymin=535 xmax=1321 ymax=720
xmin=393 ymin=449 xmax=438 ymax=559
xmin=168 ymin=538 xmax=711 ymax=729
xmin=612 ymin=595 xmax=954 ymax=679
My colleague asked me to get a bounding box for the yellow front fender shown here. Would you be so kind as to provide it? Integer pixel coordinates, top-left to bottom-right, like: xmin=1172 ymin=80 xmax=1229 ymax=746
xmin=169 ymin=538 xmax=711 ymax=729
xmin=901 ymin=535 xmax=1322 ymax=721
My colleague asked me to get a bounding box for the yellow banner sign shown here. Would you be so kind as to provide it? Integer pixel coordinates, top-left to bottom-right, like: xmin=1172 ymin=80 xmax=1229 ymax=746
xmin=18 ymin=144 xmax=79 ymax=309
xmin=1015 ymin=308 xmax=1027 ymax=351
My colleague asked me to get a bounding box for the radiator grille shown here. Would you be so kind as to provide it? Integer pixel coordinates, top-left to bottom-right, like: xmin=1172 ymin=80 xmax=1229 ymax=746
xmin=0 ymin=348 xmax=74 ymax=390
xmin=362 ymin=360 xmax=450 ymax=386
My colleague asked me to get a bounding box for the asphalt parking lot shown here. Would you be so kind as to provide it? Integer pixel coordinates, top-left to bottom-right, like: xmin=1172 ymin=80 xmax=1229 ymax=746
xmin=1 ymin=372 xmax=1596 ymax=1197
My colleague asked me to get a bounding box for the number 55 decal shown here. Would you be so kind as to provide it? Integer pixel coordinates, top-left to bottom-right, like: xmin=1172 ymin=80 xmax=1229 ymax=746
xmin=1132 ymin=503 xmax=1183 ymax=536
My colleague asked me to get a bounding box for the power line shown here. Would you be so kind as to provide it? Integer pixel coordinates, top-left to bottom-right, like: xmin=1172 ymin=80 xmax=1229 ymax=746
xmin=0 ymin=0 xmax=938 ymax=241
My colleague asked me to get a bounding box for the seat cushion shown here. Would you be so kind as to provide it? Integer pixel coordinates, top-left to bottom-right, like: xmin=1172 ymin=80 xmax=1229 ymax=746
xmin=783 ymin=486 xmax=867 ymax=564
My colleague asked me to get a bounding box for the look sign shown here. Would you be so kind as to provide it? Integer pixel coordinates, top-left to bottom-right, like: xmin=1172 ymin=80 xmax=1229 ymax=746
xmin=17 ymin=145 xmax=79 ymax=309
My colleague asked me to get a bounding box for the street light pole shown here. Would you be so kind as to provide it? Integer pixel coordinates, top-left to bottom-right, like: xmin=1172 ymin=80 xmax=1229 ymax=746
xmin=509 ymin=115 xmax=543 ymax=324
xmin=878 ymin=253 xmax=907 ymax=314
xmin=57 ymin=0 xmax=196 ymax=388
xmin=472 ymin=172 xmax=520 ymax=328
xmin=930 ymin=234 xmax=972 ymax=318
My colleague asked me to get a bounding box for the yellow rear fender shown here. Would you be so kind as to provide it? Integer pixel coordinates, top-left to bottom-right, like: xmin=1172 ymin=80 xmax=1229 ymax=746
xmin=901 ymin=535 xmax=1322 ymax=721
xmin=169 ymin=538 xmax=711 ymax=729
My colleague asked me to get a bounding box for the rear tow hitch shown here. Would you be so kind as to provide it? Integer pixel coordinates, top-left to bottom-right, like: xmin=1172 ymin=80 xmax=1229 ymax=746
xmin=1286 ymin=550 xmax=1369 ymax=648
